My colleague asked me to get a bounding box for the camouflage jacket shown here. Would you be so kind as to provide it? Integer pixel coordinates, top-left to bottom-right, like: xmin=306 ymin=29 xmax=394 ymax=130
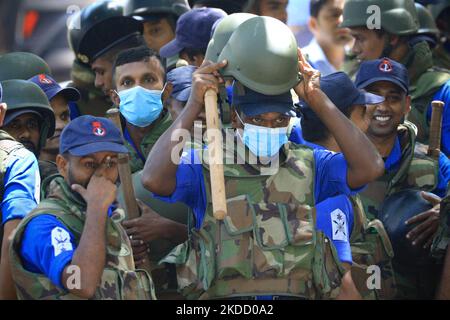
xmin=0 ymin=131 xmax=24 ymax=202
xmin=161 ymin=138 xmax=345 ymax=300
xmin=125 ymin=110 xmax=172 ymax=173
xmin=349 ymin=196 xmax=396 ymax=300
xmin=359 ymin=122 xmax=440 ymax=299
xmin=9 ymin=175 xmax=156 ymax=300
xmin=433 ymin=44 xmax=450 ymax=71
xmin=359 ymin=121 xmax=439 ymax=221
xmin=404 ymin=41 xmax=450 ymax=144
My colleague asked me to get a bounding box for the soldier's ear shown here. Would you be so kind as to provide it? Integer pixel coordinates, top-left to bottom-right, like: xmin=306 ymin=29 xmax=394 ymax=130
xmin=110 ymin=90 xmax=120 ymax=106
xmin=404 ymin=95 xmax=412 ymax=115
xmin=56 ymin=154 xmax=69 ymax=179
xmin=0 ymin=103 xmax=7 ymax=127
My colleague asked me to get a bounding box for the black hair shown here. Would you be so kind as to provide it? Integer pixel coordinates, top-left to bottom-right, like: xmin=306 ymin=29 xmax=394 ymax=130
xmin=301 ymin=105 xmax=354 ymax=143
xmin=181 ymin=47 xmax=207 ymax=60
xmin=112 ymin=45 xmax=165 ymax=80
xmin=310 ymin=0 xmax=330 ymax=18
xmin=99 ymin=34 xmax=146 ymax=63
xmin=142 ymin=12 xmax=177 ymax=32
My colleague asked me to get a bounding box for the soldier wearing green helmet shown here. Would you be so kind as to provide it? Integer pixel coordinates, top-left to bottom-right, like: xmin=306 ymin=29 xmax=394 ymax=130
xmin=0 ymin=82 xmax=40 ymax=299
xmin=341 ymin=0 xmax=450 ymax=157
xmin=142 ymin=16 xmax=385 ymax=300
xmin=0 ymin=80 xmax=55 ymax=158
xmin=66 ymin=0 xmax=145 ymax=118
xmin=429 ymin=0 xmax=450 ymax=70
xmin=415 ymin=2 xmax=440 ymax=49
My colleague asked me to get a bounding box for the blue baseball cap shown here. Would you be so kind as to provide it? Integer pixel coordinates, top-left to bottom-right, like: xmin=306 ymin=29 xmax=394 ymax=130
xmin=355 ymin=58 xmax=409 ymax=94
xmin=60 ymin=115 xmax=128 ymax=156
xmin=167 ymin=65 xmax=196 ymax=102
xmin=232 ymin=82 xmax=296 ymax=117
xmin=159 ymin=7 xmax=227 ymax=58
xmin=300 ymin=72 xmax=384 ymax=119
xmin=28 ymin=74 xmax=80 ymax=102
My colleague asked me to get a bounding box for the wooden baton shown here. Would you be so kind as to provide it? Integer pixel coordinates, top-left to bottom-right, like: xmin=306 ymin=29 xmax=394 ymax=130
xmin=204 ymin=89 xmax=227 ymax=220
xmin=427 ymin=100 xmax=445 ymax=159
xmin=106 ymin=108 xmax=140 ymax=219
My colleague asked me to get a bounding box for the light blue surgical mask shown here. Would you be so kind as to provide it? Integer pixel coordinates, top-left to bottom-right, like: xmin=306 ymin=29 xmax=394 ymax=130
xmin=118 ymin=86 xmax=163 ymax=127
xmin=235 ymin=111 xmax=288 ymax=158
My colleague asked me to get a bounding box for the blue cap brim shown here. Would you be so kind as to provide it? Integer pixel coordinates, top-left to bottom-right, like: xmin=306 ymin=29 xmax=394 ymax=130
xmin=159 ymin=38 xmax=185 ymax=58
xmin=356 ymin=77 xmax=409 ymax=94
xmin=353 ymin=91 xmax=385 ymax=106
xmin=67 ymin=141 xmax=128 ymax=157
xmin=47 ymin=87 xmax=81 ymax=102
xmin=239 ymin=103 xmax=296 ymax=117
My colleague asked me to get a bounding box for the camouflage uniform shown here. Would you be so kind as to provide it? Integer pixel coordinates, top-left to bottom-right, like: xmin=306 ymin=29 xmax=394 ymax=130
xmin=125 ymin=110 xmax=172 ymax=173
xmin=161 ymin=136 xmax=346 ymax=300
xmin=10 ymin=175 xmax=156 ymax=300
xmin=433 ymin=44 xmax=450 ymax=71
xmin=348 ymin=196 xmax=396 ymax=300
xmin=403 ymin=41 xmax=450 ymax=143
xmin=358 ymin=121 xmax=443 ymax=299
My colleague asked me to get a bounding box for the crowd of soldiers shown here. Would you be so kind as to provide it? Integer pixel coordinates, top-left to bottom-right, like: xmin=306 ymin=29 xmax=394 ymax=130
xmin=0 ymin=0 xmax=449 ymax=300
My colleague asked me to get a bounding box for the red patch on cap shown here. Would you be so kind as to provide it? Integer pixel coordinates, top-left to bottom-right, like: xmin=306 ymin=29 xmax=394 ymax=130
xmin=379 ymin=59 xmax=393 ymax=73
xmin=92 ymin=121 xmax=106 ymax=136
xmin=38 ymin=74 xmax=53 ymax=84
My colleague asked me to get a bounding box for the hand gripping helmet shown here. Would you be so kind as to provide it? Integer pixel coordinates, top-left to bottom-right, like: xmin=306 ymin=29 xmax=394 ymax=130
xmin=67 ymin=0 xmax=142 ymax=65
xmin=218 ymin=16 xmax=300 ymax=95
xmin=0 ymin=52 xmax=51 ymax=81
xmin=1 ymin=79 xmax=55 ymax=149
xmin=341 ymin=0 xmax=419 ymax=36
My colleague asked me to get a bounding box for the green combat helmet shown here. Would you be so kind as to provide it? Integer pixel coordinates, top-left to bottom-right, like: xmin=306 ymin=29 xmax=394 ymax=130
xmin=218 ymin=16 xmax=300 ymax=95
xmin=67 ymin=0 xmax=142 ymax=66
xmin=341 ymin=0 xmax=419 ymax=36
xmin=0 ymin=52 xmax=51 ymax=81
xmin=205 ymin=13 xmax=256 ymax=62
xmin=415 ymin=2 xmax=440 ymax=47
xmin=124 ymin=0 xmax=190 ymax=19
xmin=1 ymin=80 xmax=55 ymax=149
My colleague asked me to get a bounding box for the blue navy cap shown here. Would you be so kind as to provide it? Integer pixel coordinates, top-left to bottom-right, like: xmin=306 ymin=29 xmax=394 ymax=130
xmin=300 ymin=72 xmax=384 ymax=119
xmin=60 ymin=115 xmax=128 ymax=156
xmin=159 ymin=8 xmax=227 ymax=58
xmin=28 ymin=74 xmax=80 ymax=102
xmin=232 ymin=83 xmax=296 ymax=117
xmin=167 ymin=65 xmax=196 ymax=102
xmin=355 ymin=58 xmax=409 ymax=94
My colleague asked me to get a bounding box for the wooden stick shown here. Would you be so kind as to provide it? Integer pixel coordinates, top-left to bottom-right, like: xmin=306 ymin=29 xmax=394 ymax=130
xmin=204 ymin=89 xmax=227 ymax=220
xmin=427 ymin=100 xmax=445 ymax=159
xmin=106 ymin=108 xmax=139 ymax=219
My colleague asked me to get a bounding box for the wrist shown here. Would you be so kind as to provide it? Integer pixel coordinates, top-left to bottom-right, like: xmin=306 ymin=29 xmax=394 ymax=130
xmin=86 ymin=202 xmax=110 ymax=217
